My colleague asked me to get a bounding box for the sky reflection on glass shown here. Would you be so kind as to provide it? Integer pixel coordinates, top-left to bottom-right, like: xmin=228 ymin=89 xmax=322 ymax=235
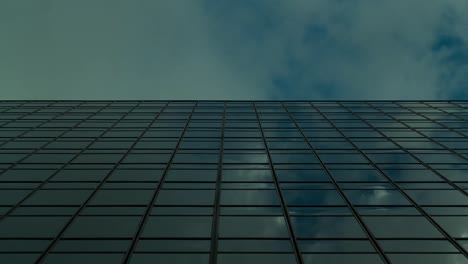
xmin=1 ymin=100 xmax=468 ymax=262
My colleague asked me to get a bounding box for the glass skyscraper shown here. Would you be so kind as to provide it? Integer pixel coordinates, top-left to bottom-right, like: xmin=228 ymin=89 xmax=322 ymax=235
xmin=0 ymin=100 xmax=467 ymax=264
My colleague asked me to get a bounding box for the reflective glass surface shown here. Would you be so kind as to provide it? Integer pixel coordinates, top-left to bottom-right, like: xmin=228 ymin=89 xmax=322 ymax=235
xmin=343 ymin=190 xmax=411 ymax=206
xmin=362 ymin=216 xmax=444 ymax=238
xmin=219 ymin=216 xmax=290 ymax=238
xmin=291 ymin=216 xmax=367 ymax=238
xmin=1 ymin=100 xmax=468 ymax=262
xmin=283 ymin=190 xmax=346 ymax=206
xmin=220 ymin=190 xmax=280 ymax=206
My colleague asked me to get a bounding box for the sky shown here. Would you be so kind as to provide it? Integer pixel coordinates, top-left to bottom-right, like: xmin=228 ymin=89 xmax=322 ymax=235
xmin=1 ymin=0 xmax=468 ymax=100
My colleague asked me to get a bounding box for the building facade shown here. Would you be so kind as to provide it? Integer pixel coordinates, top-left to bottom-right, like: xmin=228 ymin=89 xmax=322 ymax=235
xmin=0 ymin=100 xmax=467 ymax=263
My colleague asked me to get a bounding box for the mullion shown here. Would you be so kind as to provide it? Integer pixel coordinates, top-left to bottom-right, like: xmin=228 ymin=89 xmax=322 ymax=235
xmin=209 ymin=101 xmax=226 ymax=264
xmin=253 ymin=101 xmax=304 ymax=264
xmin=33 ymin=101 xmax=160 ymax=263
xmin=122 ymin=101 xmax=198 ymax=263
xmin=281 ymin=102 xmax=391 ymax=264
xmin=317 ymin=102 xmax=468 ymax=258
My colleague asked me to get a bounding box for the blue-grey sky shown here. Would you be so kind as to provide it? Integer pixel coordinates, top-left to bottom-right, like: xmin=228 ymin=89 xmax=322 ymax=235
xmin=1 ymin=0 xmax=467 ymax=100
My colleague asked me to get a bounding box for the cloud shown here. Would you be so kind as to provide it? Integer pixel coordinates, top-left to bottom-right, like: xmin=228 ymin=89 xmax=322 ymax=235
xmin=0 ymin=0 xmax=467 ymax=99
xmin=203 ymin=0 xmax=468 ymax=99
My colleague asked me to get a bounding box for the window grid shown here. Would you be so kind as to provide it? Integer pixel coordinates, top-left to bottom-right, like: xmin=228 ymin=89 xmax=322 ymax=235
xmin=0 ymin=101 xmax=111 ymax=221
xmin=0 ymin=102 xmax=51 ymax=131
xmin=254 ymin=102 xmax=304 ymax=264
xmin=280 ymin=102 xmax=391 ymax=264
xmin=122 ymin=102 xmax=197 ymax=264
xmin=313 ymin=102 xmax=468 ymax=259
xmin=351 ymin=102 xmax=468 ymax=197
xmin=0 ymin=101 xmax=75 ymax=150
xmin=33 ymin=101 xmax=166 ymax=263
xmin=0 ymin=100 xmax=467 ymax=263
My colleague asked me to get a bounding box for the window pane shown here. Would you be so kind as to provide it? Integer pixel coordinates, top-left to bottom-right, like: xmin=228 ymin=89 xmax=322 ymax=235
xmin=23 ymin=190 xmax=93 ymax=206
xmin=221 ymin=190 xmax=280 ymax=206
xmin=53 ymin=240 xmax=130 ymax=252
xmin=344 ymin=190 xmax=411 ymax=206
xmin=0 ymin=217 xmax=69 ymax=238
xmin=219 ymin=216 xmax=289 ymax=238
xmin=388 ymin=254 xmax=468 ymax=264
xmin=156 ymin=190 xmax=215 ymax=206
xmin=63 ymin=216 xmax=140 ymax=238
xmin=107 ymin=169 xmax=163 ymax=182
xmin=89 ymin=190 xmax=153 ymax=206
xmin=291 ymin=216 xmax=366 ymax=238
xmin=283 ymin=190 xmax=345 ymax=206
xmin=43 ymin=254 xmax=123 ymax=264
xmin=299 ymin=240 xmax=375 ymax=253
xmin=433 ymin=217 xmax=468 ymax=238
xmin=363 ymin=216 xmax=444 ymax=238
xmin=222 ymin=170 xmax=273 ymax=182
xmin=166 ymin=170 xmax=217 ymax=182
xmin=379 ymin=240 xmax=458 ymax=253
xmin=0 ymin=190 xmax=32 ymax=206
xmin=329 ymin=170 xmax=387 ymax=182
xmin=217 ymin=253 xmax=297 ymax=264
xmin=218 ymin=240 xmax=293 ymax=253
xmin=135 ymin=240 xmax=211 ymax=252
xmin=276 ymin=170 xmax=329 ymax=182
xmin=302 ymin=254 xmax=383 ymax=264
xmin=141 ymin=216 xmax=212 ymax=238
xmin=406 ymin=190 xmax=468 ymax=206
